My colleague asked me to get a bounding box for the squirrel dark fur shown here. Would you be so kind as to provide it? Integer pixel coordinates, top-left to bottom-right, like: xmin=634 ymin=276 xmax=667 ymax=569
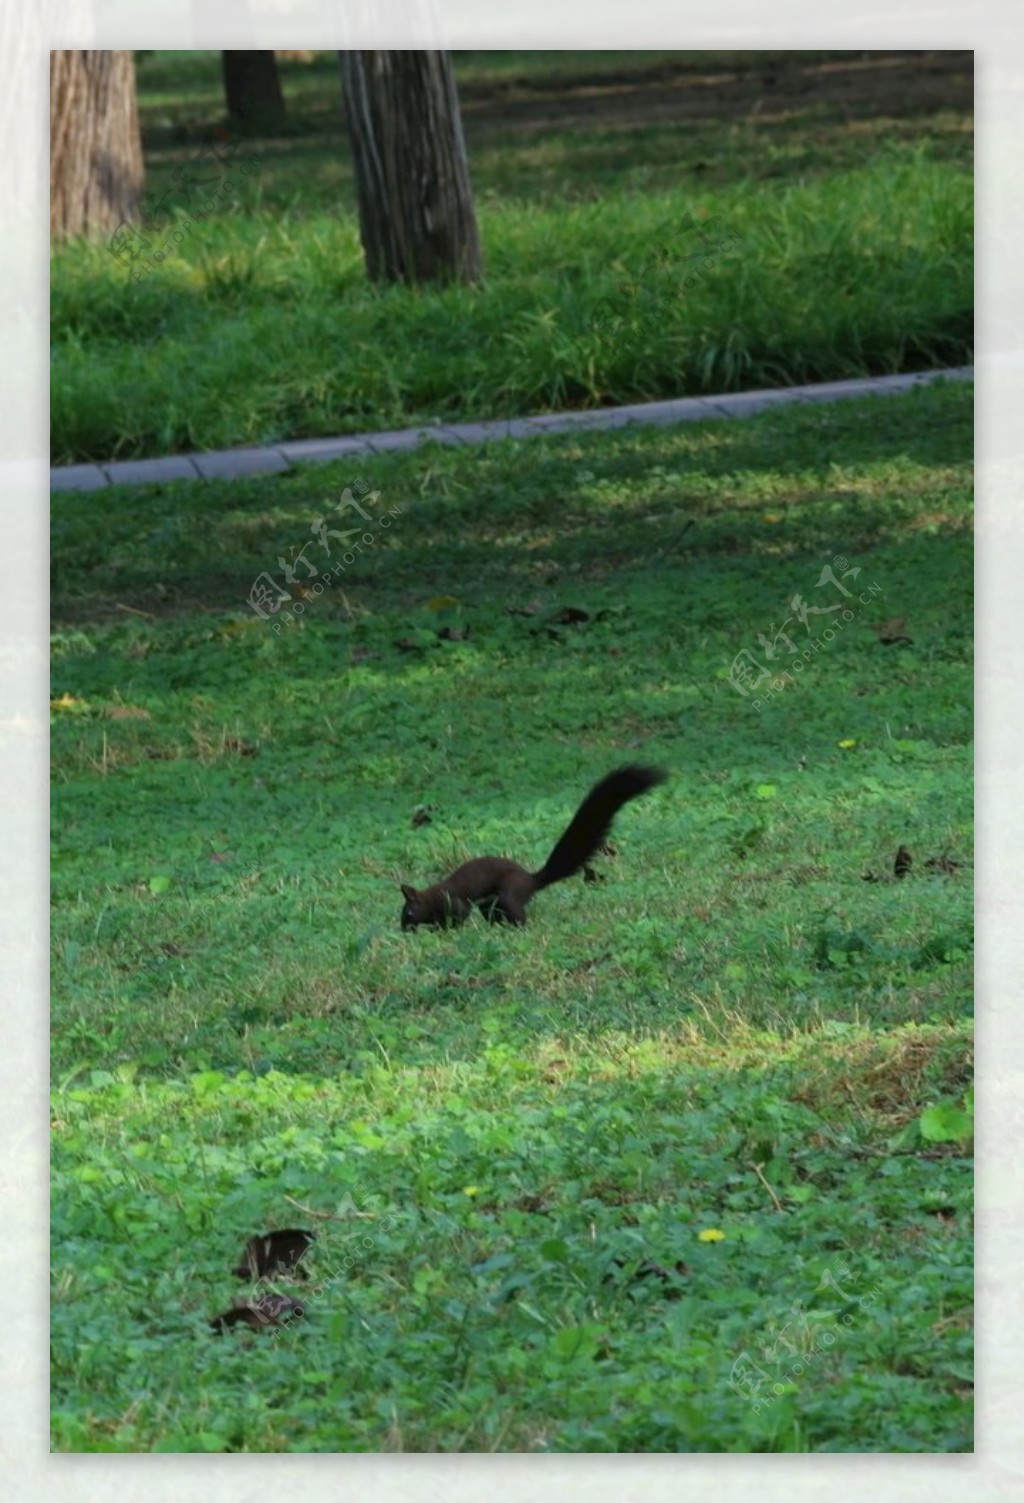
xmin=399 ymin=764 xmax=667 ymax=930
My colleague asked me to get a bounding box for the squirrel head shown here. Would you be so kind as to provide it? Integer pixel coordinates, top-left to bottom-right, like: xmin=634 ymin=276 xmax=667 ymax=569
xmin=399 ymin=882 xmax=430 ymax=930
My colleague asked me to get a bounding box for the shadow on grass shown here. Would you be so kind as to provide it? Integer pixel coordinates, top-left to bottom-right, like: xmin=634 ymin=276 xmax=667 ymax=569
xmin=136 ymin=49 xmax=973 ymax=205
xmin=52 ymin=381 xmax=972 ymax=625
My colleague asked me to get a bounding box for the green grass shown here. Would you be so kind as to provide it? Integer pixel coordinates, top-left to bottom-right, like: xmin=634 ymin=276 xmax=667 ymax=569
xmin=51 ymin=381 xmax=973 ymax=1451
xmin=50 ymin=50 xmax=973 ymax=464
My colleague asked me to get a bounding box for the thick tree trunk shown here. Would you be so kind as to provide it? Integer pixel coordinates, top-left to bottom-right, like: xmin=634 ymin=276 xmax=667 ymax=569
xmin=50 ymin=51 xmax=143 ymax=241
xmin=340 ymin=50 xmax=482 ymax=287
xmin=222 ymin=51 xmax=286 ymax=130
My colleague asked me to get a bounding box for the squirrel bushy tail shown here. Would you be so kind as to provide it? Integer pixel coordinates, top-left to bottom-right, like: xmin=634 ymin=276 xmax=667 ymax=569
xmin=532 ymin=764 xmax=667 ymax=892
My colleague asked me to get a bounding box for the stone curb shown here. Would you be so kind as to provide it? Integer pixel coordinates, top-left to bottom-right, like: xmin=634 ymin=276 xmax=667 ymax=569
xmin=50 ymin=366 xmax=973 ymax=493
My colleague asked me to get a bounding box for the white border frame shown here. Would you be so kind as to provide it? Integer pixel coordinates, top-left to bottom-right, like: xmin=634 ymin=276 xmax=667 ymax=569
xmin=21 ymin=3 xmax=1000 ymax=1493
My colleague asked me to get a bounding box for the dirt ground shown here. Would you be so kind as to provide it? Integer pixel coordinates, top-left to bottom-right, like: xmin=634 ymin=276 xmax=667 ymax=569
xmin=459 ymin=50 xmax=973 ymax=142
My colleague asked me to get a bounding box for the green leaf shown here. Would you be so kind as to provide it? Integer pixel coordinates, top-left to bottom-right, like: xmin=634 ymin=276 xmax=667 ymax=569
xmin=548 ymin=1324 xmax=602 ymax=1361
xmin=540 ymin=1239 xmax=569 ymax=1263
xmin=190 ymin=1070 xmax=226 ymax=1096
xmin=919 ymin=1101 xmax=973 ymax=1143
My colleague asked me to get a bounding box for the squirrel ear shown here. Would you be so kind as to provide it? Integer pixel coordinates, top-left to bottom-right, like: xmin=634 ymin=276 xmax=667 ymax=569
xmin=400 ymin=884 xmax=417 ymax=901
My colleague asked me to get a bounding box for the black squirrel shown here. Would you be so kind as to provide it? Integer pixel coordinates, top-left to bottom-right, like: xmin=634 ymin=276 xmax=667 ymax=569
xmin=399 ymin=764 xmax=666 ymax=930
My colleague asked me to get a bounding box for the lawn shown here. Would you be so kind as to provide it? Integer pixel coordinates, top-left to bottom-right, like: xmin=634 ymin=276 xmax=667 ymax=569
xmin=50 ymin=50 xmax=973 ymax=464
xmin=51 ymin=379 xmax=973 ymax=1451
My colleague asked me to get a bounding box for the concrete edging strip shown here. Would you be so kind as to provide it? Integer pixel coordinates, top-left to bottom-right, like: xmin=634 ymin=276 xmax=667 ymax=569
xmin=50 ymin=366 xmax=973 ymax=492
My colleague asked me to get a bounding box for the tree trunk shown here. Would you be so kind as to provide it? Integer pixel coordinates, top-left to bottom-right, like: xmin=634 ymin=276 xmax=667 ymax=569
xmin=50 ymin=51 xmax=143 ymax=242
xmin=222 ymin=51 xmax=286 ymax=130
xmin=340 ymin=50 xmax=482 ymax=287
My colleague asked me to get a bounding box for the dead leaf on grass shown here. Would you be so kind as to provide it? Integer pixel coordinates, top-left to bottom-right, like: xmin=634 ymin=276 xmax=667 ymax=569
xmin=924 ymin=853 xmax=962 ymax=875
xmin=871 ymin=616 xmax=914 ymax=645
xmin=103 ymin=705 xmax=151 ymax=721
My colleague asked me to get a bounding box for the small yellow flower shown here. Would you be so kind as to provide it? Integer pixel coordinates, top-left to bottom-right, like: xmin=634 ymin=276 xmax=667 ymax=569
xmin=838 ymin=739 xmax=857 ymax=749
xmin=463 ymin=1185 xmax=480 ymax=1197
xmin=698 ymin=1227 xmax=726 ymax=1243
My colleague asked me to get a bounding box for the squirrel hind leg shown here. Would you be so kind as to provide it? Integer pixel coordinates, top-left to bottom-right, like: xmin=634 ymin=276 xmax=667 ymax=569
xmin=491 ymin=894 xmax=527 ymax=926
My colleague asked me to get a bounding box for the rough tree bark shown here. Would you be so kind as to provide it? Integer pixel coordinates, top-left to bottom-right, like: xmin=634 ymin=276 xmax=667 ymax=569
xmin=50 ymin=50 xmax=143 ymax=241
xmin=340 ymin=50 xmax=482 ymax=287
xmin=222 ymin=51 xmax=286 ymax=130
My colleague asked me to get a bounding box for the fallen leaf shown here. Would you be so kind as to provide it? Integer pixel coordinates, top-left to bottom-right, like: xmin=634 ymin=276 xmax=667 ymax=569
xmin=104 ymin=704 xmax=151 ymax=720
xmin=514 ymin=1193 xmax=548 ymax=1213
xmin=925 ymin=853 xmax=962 ymax=875
xmin=871 ymin=616 xmax=914 ymax=645
xmin=50 ymin=694 xmax=89 ymax=714
xmin=218 ymin=619 xmax=262 ymax=640
xmin=425 ymin=595 xmax=460 ymax=611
